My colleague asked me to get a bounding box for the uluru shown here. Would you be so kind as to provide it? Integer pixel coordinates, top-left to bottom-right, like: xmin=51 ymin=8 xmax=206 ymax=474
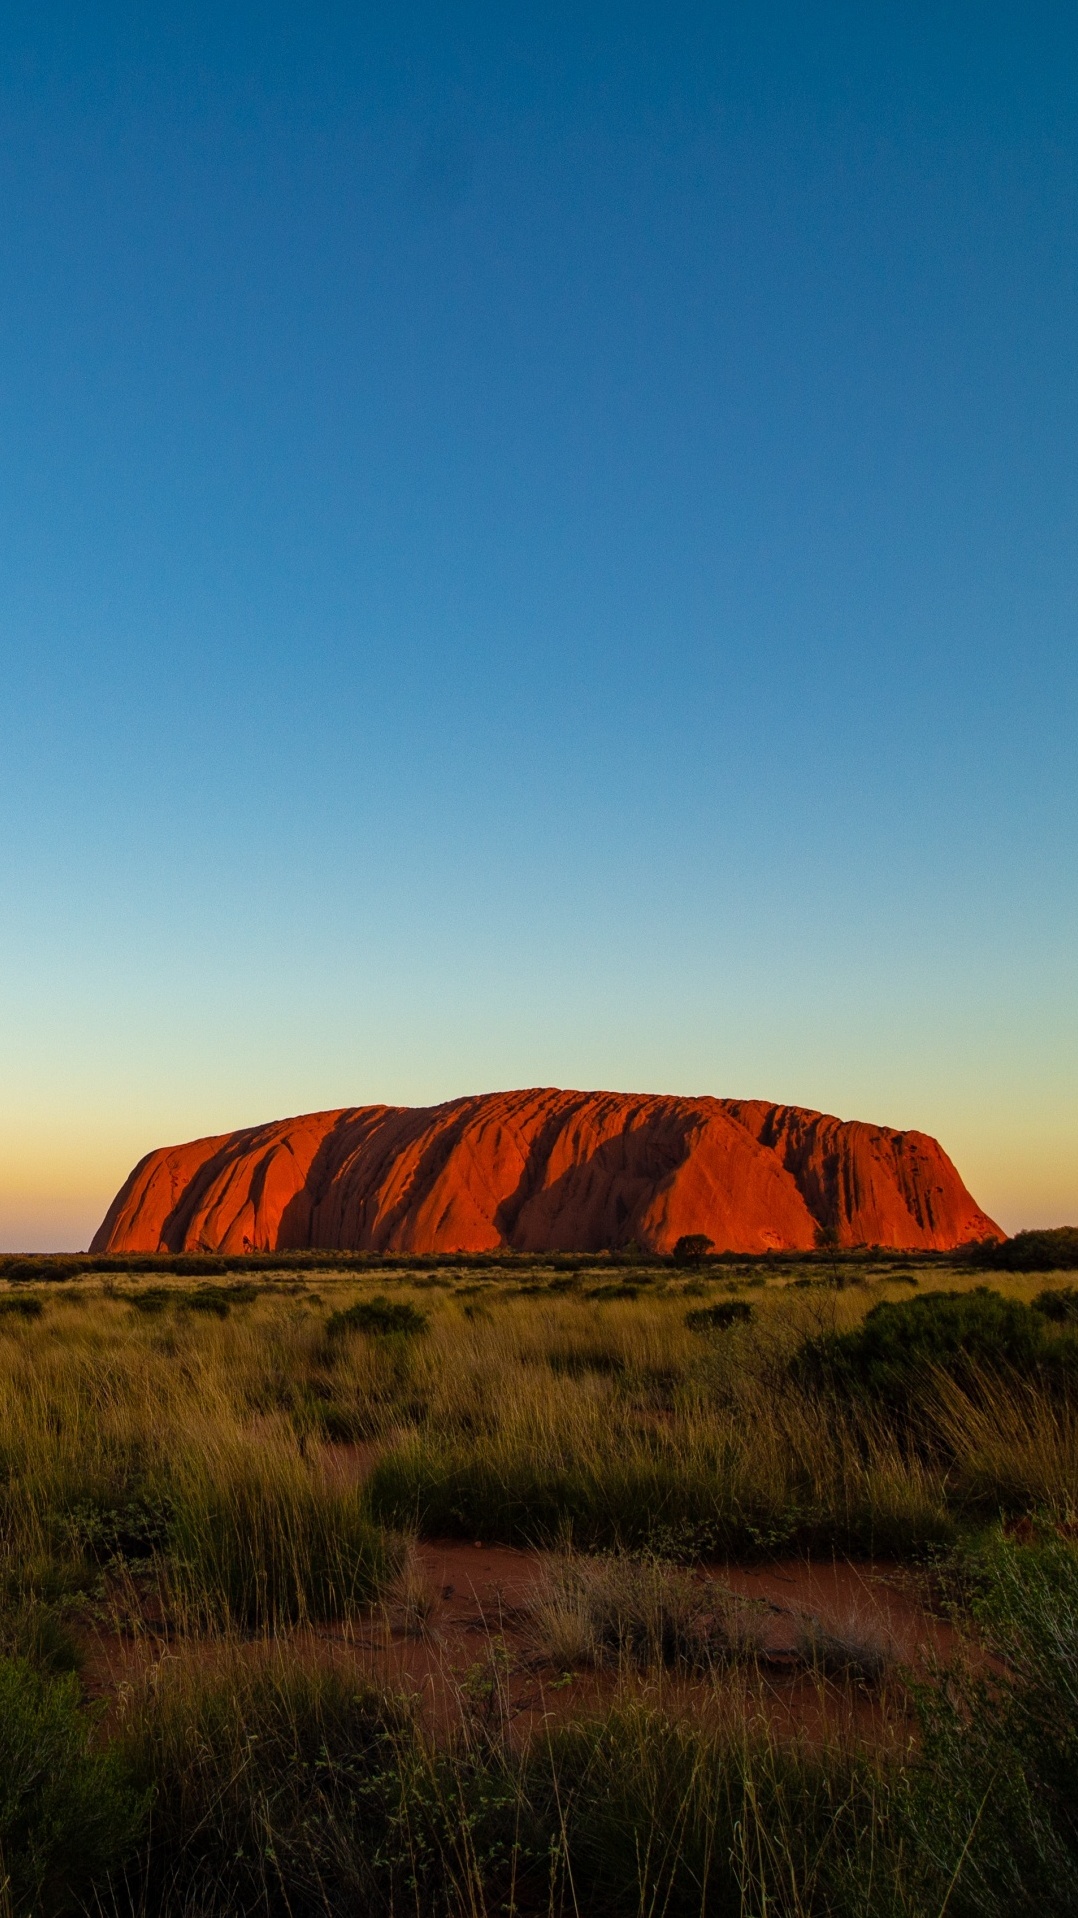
xmin=92 ymin=1088 xmax=1001 ymax=1256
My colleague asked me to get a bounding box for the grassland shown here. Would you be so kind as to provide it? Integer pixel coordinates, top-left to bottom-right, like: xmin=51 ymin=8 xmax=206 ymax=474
xmin=2 ymin=1249 xmax=1078 ymax=1914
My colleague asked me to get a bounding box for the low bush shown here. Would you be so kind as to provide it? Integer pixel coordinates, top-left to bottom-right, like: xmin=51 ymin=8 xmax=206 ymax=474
xmin=53 ymin=1489 xmax=174 ymax=1567
xmin=180 ymin=1287 xmax=232 ymax=1317
xmin=0 ymin=1296 xmax=44 ymax=1320
xmin=1034 ymin=1286 xmax=1078 ymax=1323
xmin=546 ymin=1344 xmax=626 ymax=1375
xmin=685 ymin=1299 xmax=753 ymax=1332
xmin=970 ymin=1227 xmax=1078 ymax=1272
xmin=795 ymin=1288 xmax=1078 ymax=1412
xmin=672 ymin=1234 xmax=714 ymax=1264
xmin=326 ymin=1296 xmax=429 ymax=1339
xmin=125 ymin=1287 xmax=173 ymax=1313
xmin=123 ymin=1281 xmax=262 ymax=1317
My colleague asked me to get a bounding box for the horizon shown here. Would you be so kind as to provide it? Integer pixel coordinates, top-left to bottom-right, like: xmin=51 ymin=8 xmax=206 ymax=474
xmin=2 ymin=4 xmax=1075 ymax=1250
xmin=6 ymin=1079 xmax=1040 ymax=1254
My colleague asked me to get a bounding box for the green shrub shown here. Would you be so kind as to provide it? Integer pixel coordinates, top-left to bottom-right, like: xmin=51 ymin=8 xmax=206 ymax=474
xmin=795 ymin=1289 xmax=1077 ymax=1411
xmin=326 ymin=1295 xmax=428 ymax=1339
xmin=126 ymin=1281 xmax=261 ymax=1316
xmin=0 ymin=1658 xmax=146 ymax=1915
xmin=186 ymin=1282 xmax=260 ymax=1313
xmin=0 ymin=1258 xmax=85 ymax=1284
xmin=672 ymin=1234 xmax=713 ymax=1265
xmin=53 ymin=1489 xmax=174 ymax=1567
xmin=685 ymin=1299 xmax=753 ymax=1332
xmin=125 ymin=1287 xmax=173 ymax=1313
xmin=180 ymin=1286 xmax=232 ymax=1317
xmin=972 ymin=1228 xmax=1078 ymax=1272
xmin=1033 ymin=1286 xmax=1078 ymax=1323
xmin=0 ymin=1296 xmax=43 ymax=1320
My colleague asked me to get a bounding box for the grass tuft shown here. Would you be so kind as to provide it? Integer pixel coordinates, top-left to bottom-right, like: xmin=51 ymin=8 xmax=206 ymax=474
xmin=526 ymin=1550 xmax=764 ymax=1671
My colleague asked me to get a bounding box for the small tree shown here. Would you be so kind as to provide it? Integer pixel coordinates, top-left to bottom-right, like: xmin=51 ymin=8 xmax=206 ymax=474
xmin=673 ymin=1234 xmax=714 ymax=1266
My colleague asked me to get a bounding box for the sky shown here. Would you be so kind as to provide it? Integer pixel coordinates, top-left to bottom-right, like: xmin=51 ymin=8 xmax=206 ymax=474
xmin=1 ymin=2 xmax=1075 ymax=1249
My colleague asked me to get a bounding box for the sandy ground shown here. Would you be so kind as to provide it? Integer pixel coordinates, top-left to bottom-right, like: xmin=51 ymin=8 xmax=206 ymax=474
xmin=84 ymin=1539 xmax=968 ymax=1750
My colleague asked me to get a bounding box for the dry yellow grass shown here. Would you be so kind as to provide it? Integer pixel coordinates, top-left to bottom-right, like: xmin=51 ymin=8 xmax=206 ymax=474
xmin=0 ymin=1263 xmax=1073 ymax=1598
xmin=2 ymin=1264 xmax=1078 ymax=1915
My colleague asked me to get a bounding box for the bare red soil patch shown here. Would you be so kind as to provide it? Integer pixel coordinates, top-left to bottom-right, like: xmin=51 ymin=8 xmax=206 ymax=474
xmin=83 ymin=1542 xmax=965 ymax=1750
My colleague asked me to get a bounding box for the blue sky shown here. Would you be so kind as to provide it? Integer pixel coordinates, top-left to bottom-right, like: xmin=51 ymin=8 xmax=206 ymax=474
xmin=1 ymin=3 xmax=1075 ymax=1247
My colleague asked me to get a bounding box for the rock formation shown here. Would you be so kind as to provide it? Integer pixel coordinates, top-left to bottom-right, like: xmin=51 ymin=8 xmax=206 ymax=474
xmin=92 ymin=1088 xmax=1001 ymax=1256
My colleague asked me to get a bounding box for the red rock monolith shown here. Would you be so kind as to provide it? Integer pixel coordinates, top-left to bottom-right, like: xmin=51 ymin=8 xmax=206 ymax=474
xmin=91 ymin=1088 xmax=1001 ymax=1256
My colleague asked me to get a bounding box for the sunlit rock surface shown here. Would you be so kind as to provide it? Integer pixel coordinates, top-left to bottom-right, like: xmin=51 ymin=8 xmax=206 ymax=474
xmin=92 ymin=1088 xmax=1001 ymax=1256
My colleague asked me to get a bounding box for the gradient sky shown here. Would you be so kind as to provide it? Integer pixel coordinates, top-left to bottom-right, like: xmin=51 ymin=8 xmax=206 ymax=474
xmin=1 ymin=3 xmax=1076 ymax=1249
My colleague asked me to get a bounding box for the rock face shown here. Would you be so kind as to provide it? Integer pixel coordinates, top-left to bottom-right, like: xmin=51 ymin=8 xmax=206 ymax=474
xmin=92 ymin=1089 xmax=1001 ymax=1256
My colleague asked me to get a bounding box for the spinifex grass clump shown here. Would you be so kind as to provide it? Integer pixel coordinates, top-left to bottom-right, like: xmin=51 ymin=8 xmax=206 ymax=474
xmin=112 ymin=1644 xmax=563 ymax=1918
xmin=4 ymin=1280 xmax=1078 ymax=1913
xmin=2 ymin=1272 xmax=1077 ymax=1626
xmin=794 ymin=1612 xmax=894 ymax=1685
xmin=881 ymin=1537 xmax=1078 ymax=1918
xmin=929 ymin=1372 xmax=1078 ymax=1522
xmin=524 ymin=1540 xmax=1078 ymax=1917
xmin=0 ymin=1534 xmax=1075 ymax=1918
xmin=0 ymin=1657 xmax=146 ymax=1916
xmin=527 ymin=1550 xmax=763 ymax=1671
xmin=0 ymin=1576 xmax=82 ymax=1676
xmin=529 ymin=1702 xmax=881 ymax=1918
xmin=102 ymin=1648 xmax=898 ymax=1917
xmin=364 ymin=1296 xmax=961 ymax=1557
xmin=0 ymin=1300 xmax=398 ymax=1639
xmin=166 ymin=1438 xmax=394 ymax=1629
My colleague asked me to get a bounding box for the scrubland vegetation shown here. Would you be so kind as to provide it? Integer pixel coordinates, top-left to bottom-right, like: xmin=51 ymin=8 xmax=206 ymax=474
xmin=2 ymin=1249 xmax=1078 ymax=1913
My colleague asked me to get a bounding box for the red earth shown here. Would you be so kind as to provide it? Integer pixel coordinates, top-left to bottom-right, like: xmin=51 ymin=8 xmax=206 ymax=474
xmin=92 ymin=1087 xmax=1001 ymax=1257
xmin=84 ymin=1541 xmax=968 ymax=1750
